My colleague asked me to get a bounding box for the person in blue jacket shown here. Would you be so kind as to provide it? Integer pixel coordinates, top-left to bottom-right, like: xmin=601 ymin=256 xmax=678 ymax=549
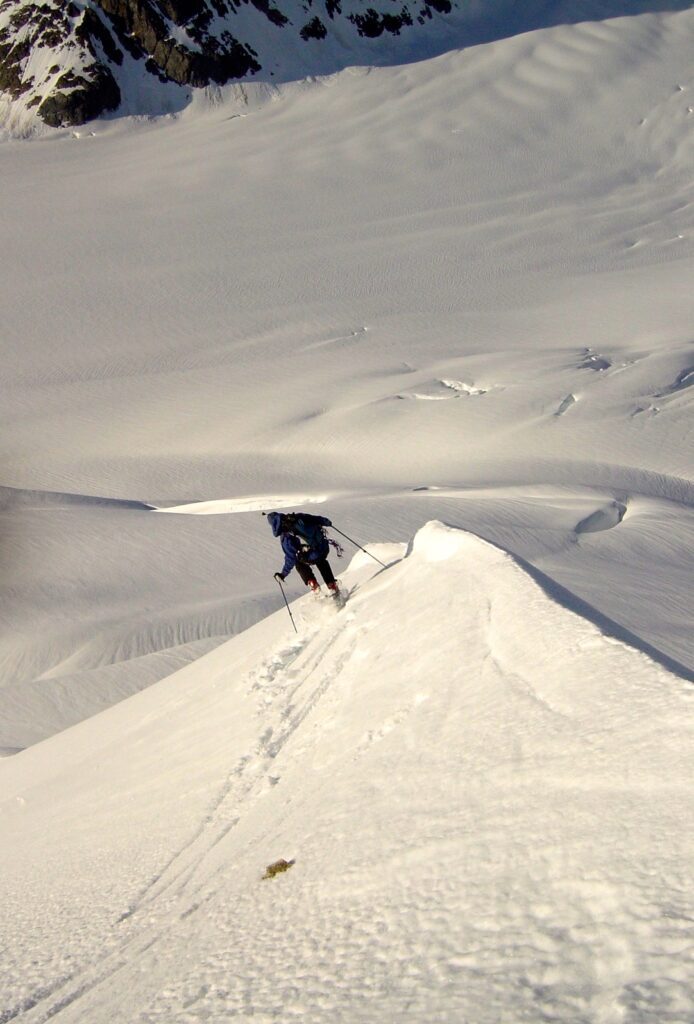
xmin=267 ymin=511 xmax=341 ymax=594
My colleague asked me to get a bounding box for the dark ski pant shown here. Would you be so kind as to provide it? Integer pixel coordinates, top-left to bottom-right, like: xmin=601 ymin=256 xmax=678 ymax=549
xmin=296 ymin=557 xmax=336 ymax=588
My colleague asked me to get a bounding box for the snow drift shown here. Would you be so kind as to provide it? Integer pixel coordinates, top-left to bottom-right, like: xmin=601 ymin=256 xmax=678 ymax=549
xmin=1 ymin=522 xmax=691 ymax=1023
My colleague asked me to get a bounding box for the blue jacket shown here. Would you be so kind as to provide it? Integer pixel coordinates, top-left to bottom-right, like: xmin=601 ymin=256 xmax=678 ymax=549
xmin=268 ymin=511 xmax=332 ymax=577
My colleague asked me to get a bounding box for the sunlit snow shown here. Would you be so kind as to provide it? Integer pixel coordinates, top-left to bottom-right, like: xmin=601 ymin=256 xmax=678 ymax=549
xmin=1 ymin=2 xmax=693 ymax=1021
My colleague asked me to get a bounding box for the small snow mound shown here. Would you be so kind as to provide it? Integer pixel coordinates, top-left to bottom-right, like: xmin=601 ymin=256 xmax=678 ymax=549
xmin=440 ymin=378 xmax=487 ymax=396
xmin=575 ymin=501 xmax=627 ymax=535
xmin=656 ymin=365 xmax=694 ymax=398
xmin=397 ymin=378 xmax=488 ymax=401
xmin=554 ymin=393 xmax=577 ymax=417
xmin=579 ymin=352 xmax=611 ymax=372
xmin=409 ymin=521 xmax=503 ymax=564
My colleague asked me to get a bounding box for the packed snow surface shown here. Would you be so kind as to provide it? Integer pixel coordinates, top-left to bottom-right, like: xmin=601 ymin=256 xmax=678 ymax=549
xmin=1 ymin=524 xmax=692 ymax=1022
xmin=1 ymin=2 xmax=694 ymax=1019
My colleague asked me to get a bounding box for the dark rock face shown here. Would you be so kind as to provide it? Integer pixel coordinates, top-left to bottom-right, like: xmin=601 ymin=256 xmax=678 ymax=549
xmin=350 ymin=6 xmax=412 ymax=37
xmin=300 ymin=15 xmax=326 ymax=40
xmin=0 ymin=2 xmax=64 ymax=98
xmin=37 ymin=65 xmax=121 ymax=126
xmin=0 ymin=0 xmax=123 ymax=122
xmin=95 ymin=0 xmax=260 ymax=86
xmin=0 ymin=0 xmax=467 ymax=129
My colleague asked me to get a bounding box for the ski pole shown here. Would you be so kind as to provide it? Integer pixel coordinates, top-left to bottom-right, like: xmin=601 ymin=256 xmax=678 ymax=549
xmin=276 ymin=576 xmax=298 ymax=633
xmin=331 ymin=526 xmax=388 ymax=569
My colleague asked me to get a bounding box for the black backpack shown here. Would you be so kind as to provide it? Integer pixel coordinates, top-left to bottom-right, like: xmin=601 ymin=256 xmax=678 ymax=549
xmin=284 ymin=513 xmax=326 ymax=553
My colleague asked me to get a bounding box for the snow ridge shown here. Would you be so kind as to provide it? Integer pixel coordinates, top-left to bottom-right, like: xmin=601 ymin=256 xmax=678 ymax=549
xmin=1 ymin=523 xmax=691 ymax=1022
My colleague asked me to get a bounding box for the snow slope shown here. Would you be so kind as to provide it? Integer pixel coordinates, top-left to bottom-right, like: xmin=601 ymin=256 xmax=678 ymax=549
xmin=2 ymin=1 xmax=694 ymax=1017
xmin=4 ymin=0 xmax=693 ymax=132
xmin=1 ymin=5 xmax=694 ymax=750
xmin=1 ymin=523 xmax=692 ymax=1023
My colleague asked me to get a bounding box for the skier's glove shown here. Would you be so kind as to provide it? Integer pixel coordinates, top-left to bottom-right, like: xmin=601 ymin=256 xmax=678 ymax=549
xmin=274 ymin=572 xmax=285 ymax=582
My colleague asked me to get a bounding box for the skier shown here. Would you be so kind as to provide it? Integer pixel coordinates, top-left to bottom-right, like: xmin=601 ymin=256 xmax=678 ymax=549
xmin=266 ymin=510 xmax=342 ymax=597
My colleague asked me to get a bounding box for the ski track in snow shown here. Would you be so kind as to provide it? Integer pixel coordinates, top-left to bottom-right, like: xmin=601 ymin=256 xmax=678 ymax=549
xmin=117 ymin=614 xmax=348 ymax=921
xmin=2 ymin=598 xmax=365 ymax=1023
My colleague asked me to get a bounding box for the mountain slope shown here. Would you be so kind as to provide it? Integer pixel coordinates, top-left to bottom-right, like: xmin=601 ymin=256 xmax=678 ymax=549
xmin=2 ymin=4 xmax=693 ymax=748
xmin=1 ymin=523 xmax=692 ymax=1022
xmin=0 ymin=0 xmax=506 ymax=129
xmin=2 ymin=0 xmax=693 ymax=129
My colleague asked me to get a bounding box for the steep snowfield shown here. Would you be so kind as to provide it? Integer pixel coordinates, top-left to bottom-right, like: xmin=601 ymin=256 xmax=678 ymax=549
xmin=1 ymin=6 xmax=694 ymax=749
xmin=1 ymin=523 xmax=692 ymax=1022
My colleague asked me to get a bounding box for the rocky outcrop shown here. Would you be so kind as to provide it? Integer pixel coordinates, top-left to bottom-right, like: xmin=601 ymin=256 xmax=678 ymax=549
xmin=0 ymin=0 xmax=468 ymax=129
xmin=35 ymin=66 xmax=121 ymax=126
xmin=95 ymin=0 xmax=261 ymax=86
xmin=349 ymin=7 xmax=412 ymax=38
xmin=300 ymin=15 xmax=327 ymax=40
xmin=0 ymin=0 xmax=122 ymax=124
